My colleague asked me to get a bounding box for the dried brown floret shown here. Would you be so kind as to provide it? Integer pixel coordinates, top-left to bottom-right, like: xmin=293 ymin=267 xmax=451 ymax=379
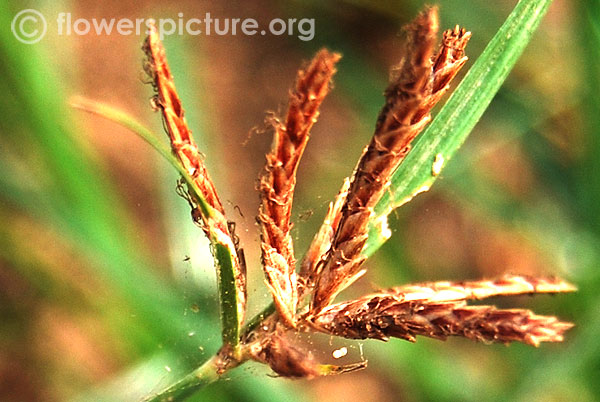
xmin=248 ymin=332 xmax=367 ymax=378
xmin=249 ymin=333 xmax=322 ymax=378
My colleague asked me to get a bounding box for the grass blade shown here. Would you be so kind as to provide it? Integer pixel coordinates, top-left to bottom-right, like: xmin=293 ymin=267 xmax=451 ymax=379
xmin=364 ymin=0 xmax=554 ymax=256
xmin=70 ymin=97 xmax=212 ymax=217
xmin=71 ymin=98 xmax=245 ymax=352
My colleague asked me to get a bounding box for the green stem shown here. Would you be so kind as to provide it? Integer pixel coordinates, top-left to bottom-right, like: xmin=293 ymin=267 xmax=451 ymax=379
xmin=146 ymin=355 xmax=223 ymax=402
xmin=213 ymin=243 xmax=242 ymax=353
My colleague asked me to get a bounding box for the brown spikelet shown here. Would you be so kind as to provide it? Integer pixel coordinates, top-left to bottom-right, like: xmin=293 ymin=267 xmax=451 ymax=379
xmin=143 ymin=23 xmax=246 ymax=326
xmin=310 ymin=7 xmax=471 ymax=313
xmin=259 ymin=50 xmax=341 ymax=327
xmin=390 ymin=274 xmax=577 ymax=302
xmin=143 ymin=24 xmax=223 ymax=215
xmin=311 ymin=277 xmax=575 ymax=346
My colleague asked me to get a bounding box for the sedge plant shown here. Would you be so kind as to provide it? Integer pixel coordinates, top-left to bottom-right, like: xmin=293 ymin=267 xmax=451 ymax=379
xmin=72 ymin=1 xmax=575 ymax=400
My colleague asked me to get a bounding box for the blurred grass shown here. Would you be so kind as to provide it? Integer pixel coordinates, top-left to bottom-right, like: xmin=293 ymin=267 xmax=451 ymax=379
xmin=0 ymin=0 xmax=597 ymax=401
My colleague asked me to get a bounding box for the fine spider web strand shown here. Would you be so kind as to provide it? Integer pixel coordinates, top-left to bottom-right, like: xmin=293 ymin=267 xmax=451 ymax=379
xmin=298 ymin=177 xmax=350 ymax=297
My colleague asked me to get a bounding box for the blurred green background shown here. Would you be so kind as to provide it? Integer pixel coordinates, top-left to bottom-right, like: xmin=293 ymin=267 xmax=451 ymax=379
xmin=0 ymin=0 xmax=597 ymax=401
